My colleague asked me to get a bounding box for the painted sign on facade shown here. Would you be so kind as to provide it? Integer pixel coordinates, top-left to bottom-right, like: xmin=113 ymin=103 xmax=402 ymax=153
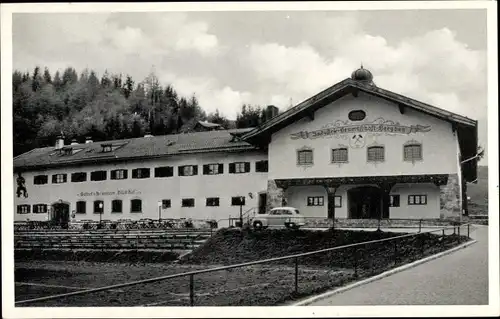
xmin=290 ymin=118 xmax=431 ymax=140
xmin=77 ymin=189 xmax=142 ymax=197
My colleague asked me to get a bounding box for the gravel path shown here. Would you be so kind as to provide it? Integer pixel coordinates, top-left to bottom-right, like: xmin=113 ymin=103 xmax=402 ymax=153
xmin=307 ymin=225 xmax=488 ymax=305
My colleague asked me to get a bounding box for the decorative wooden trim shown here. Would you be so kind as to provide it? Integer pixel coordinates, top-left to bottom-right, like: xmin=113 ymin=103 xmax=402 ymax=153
xmin=306 ymin=110 xmax=315 ymax=121
xmin=398 ymin=104 xmax=405 ymax=114
xmin=275 ymin=174 xmax=448 ymax=189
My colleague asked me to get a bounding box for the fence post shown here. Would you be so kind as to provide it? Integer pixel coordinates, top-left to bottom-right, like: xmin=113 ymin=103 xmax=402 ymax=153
xmin=467 ymin=224 xmax=470 ymax=239
xmin=442 ymin=228 xmax=445 ymax=248
xmin=189 ymin=274 xmax=195 ymax=306
xmin=393 ymin=239 xmax=397 ymax=266
xmin=294 ymin=257 xmax=299 ymax=294
xmin=353 ymin=246 xmax=358 ymax=277
xmin=420 ymin=234 xmax=424 ymax=257
xmin=458 ymin=224 xmax=461 ymax=242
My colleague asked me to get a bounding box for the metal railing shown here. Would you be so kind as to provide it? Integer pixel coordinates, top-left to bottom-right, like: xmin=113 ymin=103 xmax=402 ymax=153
xmin=14 ymin=218 xmax=218 ymax=232
xmin=15 ymin=223 xmax=472 ymax=307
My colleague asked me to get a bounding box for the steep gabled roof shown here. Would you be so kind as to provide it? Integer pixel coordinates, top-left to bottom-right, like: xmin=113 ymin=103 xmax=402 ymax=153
xmin=13 ymin=128 xmax=259 ymax=171
xmin=242 ymin=78 xmax=478 ymax=181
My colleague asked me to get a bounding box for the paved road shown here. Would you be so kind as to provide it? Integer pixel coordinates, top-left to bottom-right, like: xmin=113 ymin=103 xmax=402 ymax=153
xmin=307 ymin=225 xmax=489 ymax=305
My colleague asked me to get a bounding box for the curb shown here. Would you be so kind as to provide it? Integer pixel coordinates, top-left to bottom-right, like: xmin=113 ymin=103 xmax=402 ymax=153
xmin=291 ymin=239 xmax=478 ymax=306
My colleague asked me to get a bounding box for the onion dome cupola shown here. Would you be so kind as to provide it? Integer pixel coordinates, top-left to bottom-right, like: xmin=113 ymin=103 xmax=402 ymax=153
xmin=351 ymin=64 xmax=375 ymax=85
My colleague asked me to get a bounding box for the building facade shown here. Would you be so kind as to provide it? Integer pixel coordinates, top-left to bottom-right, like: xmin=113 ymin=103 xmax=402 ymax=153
xmin=13 ymin=68 xmax=478 ymax=225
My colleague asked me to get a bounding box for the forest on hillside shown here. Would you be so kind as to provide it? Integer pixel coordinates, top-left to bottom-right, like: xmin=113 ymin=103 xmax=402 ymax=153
xmin=13 ymin=66 xmax=269 ymax=156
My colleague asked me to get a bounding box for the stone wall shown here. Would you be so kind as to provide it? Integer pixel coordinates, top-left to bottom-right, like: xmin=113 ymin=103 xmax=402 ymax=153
xmin=439 ymin=173 xmax=462 ymax=219
xmin=266 ymin=179 xmax=286 ymax=210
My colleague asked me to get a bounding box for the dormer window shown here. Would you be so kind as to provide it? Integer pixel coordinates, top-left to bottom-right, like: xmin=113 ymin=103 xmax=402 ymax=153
xmin=100 ymin=142 xmax=127 ymax=153
xmin=62 ymin=147 xmax=73 ymax=155
xmin=101 ymin=143 xmax=113 ymax=153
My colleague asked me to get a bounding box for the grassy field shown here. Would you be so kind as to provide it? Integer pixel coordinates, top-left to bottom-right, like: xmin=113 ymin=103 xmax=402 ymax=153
xmin=15 ymin=228 xmax=470 ymax=307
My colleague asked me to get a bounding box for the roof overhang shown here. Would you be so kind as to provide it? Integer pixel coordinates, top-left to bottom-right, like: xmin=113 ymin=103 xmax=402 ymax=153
xmin=242 ymin=78 xmax=478 ymax=181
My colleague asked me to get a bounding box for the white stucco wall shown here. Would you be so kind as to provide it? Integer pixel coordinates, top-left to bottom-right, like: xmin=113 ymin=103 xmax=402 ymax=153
xmin=14 ymin=151 xmax=268 ymax=224
xmin=389 ymin=183 xmax=440 ymax=219
xmin=285 ymin=186 xmax=327 ymax=217
xmin=268 ymin=92 xmax=460 ymax=180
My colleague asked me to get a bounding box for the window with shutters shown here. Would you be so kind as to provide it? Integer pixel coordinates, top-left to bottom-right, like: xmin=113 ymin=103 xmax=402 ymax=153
xmin=182 ymin=198 xmax=195 ymax=207
xmin=229 ymin=162 xmax=250 ymax=174
xmin=389 ymin=195 xmax=400 ymax=207
xmin=71 ymin=172 xmax=87 ymax=183
xmin=111 ymin=200 xmax=122 ymax=213
xmin=76 ymin=201 xmax=86 ymax=214
xmin=331 ymin=148 xmax=348 ymax=163
xmin=404 ymin=142 xmax=423 ymax=161
xmin=203 ymin=163 xmax=223 ymax=175
xmin=206 ymin=197 xmax=220 ymax=207
xmin=255 ymin=160 xmax=269 ymax=172
xmin=111 ymin=169 xmax=128 ymax=180
xmin=90 ymin=170 xmax=107 ymax=181
xmin=307 ymin=196 xmax=324 ymax=206
xmin=179 ymin=165 xmax=198 ymax=177
xmin=408 ymin=195 xmax=427 ymax=206
xmin=131 ymin=199 xmax=142 ymax=213
xmin=367 ymin=146 xmax=385 ymax=162
xmin=52 ymin=174 xmax=67 ymax=184
xmin=231 ymin=196 xmax=246 ymax=206
xmin=33 ymin=204 xmax=48 ymax=214
xmin=297 ymin=149 xmax=313 ymax=165
xmin=34 ymin=175 xmax=48 ymax=185
xmin=93 ymin=200 xmax=104 ymax=214
xmin=17 ymin=205 xmax=30 ymax=214
xmin=155 ymin=166 xmax=174 ymax=178
xmin=132 ymin=168 xmax=150 ymax=179
xmin=162 ymin=199 xmax=171 ymax=209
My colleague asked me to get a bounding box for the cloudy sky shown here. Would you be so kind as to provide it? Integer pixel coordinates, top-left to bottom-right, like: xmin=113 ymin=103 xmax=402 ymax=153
xmin=12 ymin=8 xmax=488 ymax=154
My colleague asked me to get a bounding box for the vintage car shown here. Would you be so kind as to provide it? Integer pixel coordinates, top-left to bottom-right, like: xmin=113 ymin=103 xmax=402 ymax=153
xmin=251 ymin=207 xmax=306 ymax=230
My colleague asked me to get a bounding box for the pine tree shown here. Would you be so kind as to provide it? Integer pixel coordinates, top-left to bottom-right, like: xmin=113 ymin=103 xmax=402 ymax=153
xmin=32 ymin=66 xmax=42 ymax=92
xmin=43 ymin=67 xmax=52 ymax=84
xmin=123 ymin=75 xmax=134 ymax=99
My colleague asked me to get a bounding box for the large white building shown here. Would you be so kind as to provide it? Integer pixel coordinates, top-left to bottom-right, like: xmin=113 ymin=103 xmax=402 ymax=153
xmin=13 ymin=67 xmax=478 ymax=225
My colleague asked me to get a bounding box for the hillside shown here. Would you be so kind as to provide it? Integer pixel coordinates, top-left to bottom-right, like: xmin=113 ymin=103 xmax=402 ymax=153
xmin=467 ymin=165 xmax=488 ymax=215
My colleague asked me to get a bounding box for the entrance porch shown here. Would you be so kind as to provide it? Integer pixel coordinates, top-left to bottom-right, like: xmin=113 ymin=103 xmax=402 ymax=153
xmin=267 ymin=174 xmax=453 ymax=220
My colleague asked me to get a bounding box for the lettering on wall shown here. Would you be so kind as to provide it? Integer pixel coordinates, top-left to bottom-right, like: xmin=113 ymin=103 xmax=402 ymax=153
xmin=77 ymin=189 xmax=142 ymax=197
xmin=290 ymin=117 xmax=431 ymax=141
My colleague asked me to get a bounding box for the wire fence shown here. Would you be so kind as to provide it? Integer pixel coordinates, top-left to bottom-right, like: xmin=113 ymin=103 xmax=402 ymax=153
xmin=15 ymin=223 xmax=473 ymax=307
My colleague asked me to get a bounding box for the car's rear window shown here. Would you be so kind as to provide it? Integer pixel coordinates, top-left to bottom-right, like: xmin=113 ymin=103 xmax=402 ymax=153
xmin=294 ymin=209 xmax=300 ymax=214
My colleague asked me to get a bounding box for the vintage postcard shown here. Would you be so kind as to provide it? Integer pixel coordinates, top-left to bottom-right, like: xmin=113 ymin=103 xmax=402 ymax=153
xmin=1 ymin=1 xmax=498 ymax=318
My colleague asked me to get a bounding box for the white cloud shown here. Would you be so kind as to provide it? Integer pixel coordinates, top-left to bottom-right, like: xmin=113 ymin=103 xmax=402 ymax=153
xmin=246 ymin=27 xmax=486 ymax=120
xmin=159 ymin=73 xmax=252 ymax=119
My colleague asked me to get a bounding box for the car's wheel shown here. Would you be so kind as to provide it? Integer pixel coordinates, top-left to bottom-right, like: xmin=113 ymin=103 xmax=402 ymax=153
xmin=285 ymin=222 xmax=296 ymax=229
xmin=253 ymin=221 xmax=263 ymax=230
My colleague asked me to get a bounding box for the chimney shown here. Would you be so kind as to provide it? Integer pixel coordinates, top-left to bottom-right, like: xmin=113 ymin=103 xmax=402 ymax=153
xmin=85 ymin=136 xmax=93 ymax=144
xmin=265 ymin=105 xmax=279 ymax=122
xmin=70 ymin=139 xmax=78 ymax=146
xmin=55 ymin=135 xmax=65 ymax=149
